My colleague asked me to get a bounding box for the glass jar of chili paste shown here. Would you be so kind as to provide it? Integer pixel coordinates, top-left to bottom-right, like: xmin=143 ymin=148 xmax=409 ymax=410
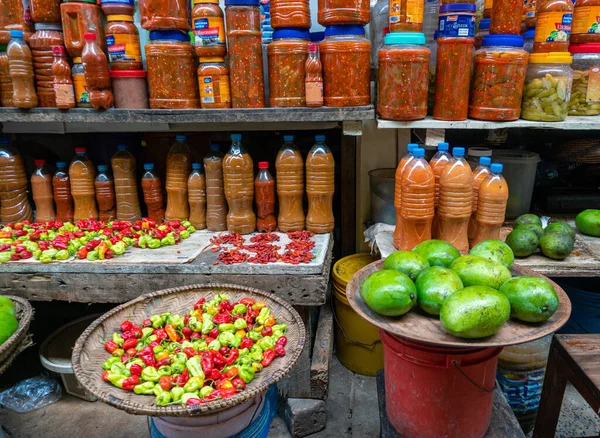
xmin=271 ymin=0 xmax=311 ymax=29
xmin=568 ymin=43 xmax=600 ymax=115
xmin=198 ymin=56 xmax=231 ymax=108
xmin=389 ymin=0 xmax=424 ymax=32
xmin=106 ymin=15 xmax=143 ymax=71
xmin=319 ymin=25 xmax=371 ymax=107
xmin=469 ymin=34 xmax=529 ymax=121
xmin=534 ymin=0 xmax=573 ymax=52
xmin=146 ymin=30 xmax=200 ymax=109
xmin=31 ymin=0 xmax=61 ymax=24
xmin=267 ymin=28 xmax=309 ymax=107
xmin=225 ymin=0 xmax=265 ymax=108
xmin=193 ymin=0 xmax=226 ymax=58
xmin=61 ymin=2 xmax=105 ymax=58
xmin=139 ymin=0 xmax=190 ymax=31
xmin=490 ymin=0 xmax=522 ymax=33
xmin=101 ymin=0 xmax=135 ymax=16
xmin=474 ymin=18 xmax=489 ymax=50
xmin=378 ymin=32 xmax=430 ymax=121
xmin=571 ymin=0 xmax=600 ymax=44
xmin=318 ymin=0 xmax=370 ymax=26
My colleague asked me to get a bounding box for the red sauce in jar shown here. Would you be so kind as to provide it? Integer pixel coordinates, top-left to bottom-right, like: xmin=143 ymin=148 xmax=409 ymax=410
xmin=271 ymin=0 xmax=311 ymax=28
xmin=139 ymin=0 xmax=190 ymax=31
xmin=31 ymin=0 xmax=61 ymax=24
xmin=534 ymin=0 xmax=573 ymax=52
xmin=490 ymin=0 xmax=523 ymax=34
xmin=198 ymin=57 xmax=231 ymax=108
xmin=571 ymin=0 xmax=600 ymax=44
xmin=61 ymin=3 xmax=105 ymax=58
xmin=318 ymin=0 xmax=369 ymax=26
xmin=106 ymin=15 xmax=143 ymax=71
xmin=192 ymin=0 xmax=226 ymax=58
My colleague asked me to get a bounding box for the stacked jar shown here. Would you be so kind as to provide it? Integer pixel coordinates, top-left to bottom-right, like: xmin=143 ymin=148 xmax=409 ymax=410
xmin=29 ymin=23 xmax=63 ymax=107
xmin=61 ymin=0 xmax=105 ymax=58
xmin=567 ymin=43 xmax=600 ymax=116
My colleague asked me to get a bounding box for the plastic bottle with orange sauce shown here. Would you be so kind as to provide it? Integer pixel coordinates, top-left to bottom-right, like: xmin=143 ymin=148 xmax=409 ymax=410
xmin=52 ymin=45 xmax=75 ymax=109
xmin=306 ymin=135 xmax=335 ymax=234
xmin=223 ymin=133 xmax=256 ymax=234
xmin=141 ymin=163 xmax=165 ymax=223
xmin=0 ymin=44 xmax=14 ymax=107
xmin=60 ymin=2 xmax=105 ymax=58
xmin=305 ymin=42 xmax=324 ymax=107
xmin=438 ymin=147 xmax=473 ymax=254
xmin=165 ymin=135 xmax=192 ymax=221
xmin=534 ymin=0 xmax=573 ymax=52
xmin=203 ymin=143 xmax=228 ymax=231
xmin=255 ymin=161 xmax=276 ymax=233
xmin=188 ymin=162 xmax=207 ymax=230
xmin=7 ymin=30 xmax=37 ymax=108
xmin=467 ymin=156 xmax=491 ymax=246
xmin=429 ymin=142 xmax=451 ymax=239
xmin=53 ymin=161 xmax=74 ymax=223
xmin=95 ymin=164 xmax=116 ymax=222
xmin=393 ymin=143 xmax=417 ymax=249
xmin=111 ymin=144 xmax=141 ymax=222
xmin=471 ymin=163 xmax=509 ymax=246
xmin=31 ymin=159 xmax=56 ymax=223
xmin=82 ymin=32 xmax=113 ymax=110
xmin=275 ymin=135 xmax=305 ymax=232
xmin=69 ymin=147 xmax=98 ymax=221
xmin=0 ymin=137 xmax=33 ymax=224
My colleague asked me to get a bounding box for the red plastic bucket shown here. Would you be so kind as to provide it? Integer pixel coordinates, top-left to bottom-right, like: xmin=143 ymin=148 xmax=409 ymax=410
xmin=380 ymin=330 xmax=503 ymax=438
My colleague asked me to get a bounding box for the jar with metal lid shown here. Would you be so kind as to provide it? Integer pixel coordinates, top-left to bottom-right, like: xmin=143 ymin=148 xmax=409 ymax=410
xmin=267 ymin=28 xmax=310 ymax=107
xmin=320 ymin=25 xmax=371 ymax=107
xmin=60 ymin=2 xmax=105 ymax=58
xmin=29 ymin=23 xmax=64 ymax=107
xmin=198 ymin=56 xmax=231 ymax=108
xmin=571 ymin=0 xmax=600 ymax=44
xmin=0 ymin=44 xmax=12 ymax=106
xmin=31 ymin=0 xmax=62 ymax=23
xmin=101 ymin=0 xmax=135 ymax=16
xmin=521 ymin=52 xmax=573 ymax=121
xmin=139 ymin=0 xmax=190 ymax=30
xmin=192 ymin=0 xmax=226 ymax=58
xmin=146 ymin=30 xmax=200 ymax=109
xmin=318 ymin=0 xmax=370 ymax=26
xmin=106 ymin=15 xmax=142 ymax=70
xmin=524 ymin=28 xmax=535 ymax=53
xmin=389 ymin=0 xmax=423 ymax=31
xmin=71 ymin=57 xmax=91 ymax=108
xmin=474 ymin=18 xmax=489 ymax=50
xmin=534 ymin=0 xmax=573 ymax=52
xmin=378 ymin=32 xmax=430 ymax=121
xmin=469 ymin=35 xmax=529 ymax=121
xmin=110 ymin=70 xmax=149 ymax=108
xmin=271 ymin=0 xmax=311 ymax=28
xmin=568 ymin=43 xmax=600 ymax=115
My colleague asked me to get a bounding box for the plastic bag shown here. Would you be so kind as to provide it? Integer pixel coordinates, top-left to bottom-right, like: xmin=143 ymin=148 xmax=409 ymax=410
xmin=0 ymin=375 xmax=62 ymax=413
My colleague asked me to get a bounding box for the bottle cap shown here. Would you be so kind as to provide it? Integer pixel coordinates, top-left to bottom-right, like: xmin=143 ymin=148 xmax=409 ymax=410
xmin=413 ymin=148 xmax=425 ymax=157
xmin=439 ymin=3 xmax=476 ymax=12
xmin=75 ymin=147 xmax=86 ymax=154
xmin=209 ymin=143 xmax=221 ymax=151
xmin=258 ymin=161 xmax=269 ymax=169
xmin=109 ymin=70 xmax=147 ymax=78
xmin=283 ymin=135 xmax=294 ymax=142
xmin=437 ymin=142 xmax=449 ymax=151
xmin=117 ymin=144 xmax=128 ymax=151
xmin=225 ymin=0 xmax=259 ymax=5
xmin=107 ymin=15 xmax=134 ymax=22
xmin=491 ymin=163 xmax=503 ymax=173
xmin=149 ymin=30 xmax=190 ymax=42
xmin=480 ymin=156 xmax=491 ymax=165
xmin=143 ymin=163 xmax=154 ymax=170
xmin=176 ymin=134 xmax=186 ymax=142
xmin=308 ymin=42 xmax=319 ymax=52
xmin=98 ymin=164 xmax=108 ymax=172
xmin=479 ymin=18 xmax=490 ymax=31
xmin=52 ymin=45 xmax=65 ymax=55
xmin=34 ymin=159 xmax=45 ymax=166
xmin=529 ymin=52 xmax=572 ymax=64
xmin=56 ymin=161 xmax=67 ymax=168
xmin=482 ymin=34 xmax=524 ymax=48
xmin=192 ymin=162 xmax=202 ymax=170
xmin=199 ymin=56 xmax=225 ymax=63
xmin=407 ymin=143 xmax=418 ymax=152
xmin=231 ymin=133 xmax=242 ymax=141
xmin=453 ymin=147 xmax=465 ymax=157
xmin=315 ymin=134 xmax=326 ymax=142
xmin=384 ymin=32 xmax=426 ymax=45
xmin=569 ymin=42 xmax=600 ymax=53
xmin=310 ymin=32 xmax=324 ymax=42
xmin=83 ymin=32 xmax=97 ymax=41
xmin=273 ymin=28 xmax=310 ymax=40
xmin=9 ymin=30 xmax=23 ymax=38
xmin=524 ymin=28 xmax=535 ymax=39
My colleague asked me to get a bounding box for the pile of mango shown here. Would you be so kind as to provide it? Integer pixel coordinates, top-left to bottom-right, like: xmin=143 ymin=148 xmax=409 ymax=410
xmin=505 ymin=214 xmax=575 ymax=260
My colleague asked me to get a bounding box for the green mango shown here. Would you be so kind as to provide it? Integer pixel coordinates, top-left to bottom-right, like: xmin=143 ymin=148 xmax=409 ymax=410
xmin=499 ymin=276 xmax=559 ymax=323
xmin=0 ymin=312 xmax=18 ymax=345
xmin=415 ymin=266 xmax=463 ymax=316
xmin=576 ymin=209 xmax=600 ymax=237
xmin=382 ymin=250 xmax=430 ymax=281
xmin=469 ymin=240 xmax=514 ymax=269
xmin=360 ymin=269 xmax=417 ymax=317
xmin=450 ymin=255 xmax=512 ymax=290
xmin=412 ymin=240 xmax=461 ymax=268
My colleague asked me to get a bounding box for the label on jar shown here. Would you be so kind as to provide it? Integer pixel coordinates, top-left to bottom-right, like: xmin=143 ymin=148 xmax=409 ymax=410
xmin=193 ymin=17 xmax=226 ymax=47
xmin=73 ymin=74 xmax=90 ymax=104
xmin=389 ymin=0 xmax=423 ymax=25
xmin=587 ymin=66 xmax=600 ymax=103
xmin=571 ymin=6 xmax=600 ymax=35
xmin=106 ymin=34 xmax=142 ymax=63
xmin=54 ymin=83 xmax=75 ymax=106
xmin=438 ymin=14 xmax=476 ymax=38
xmin=199 ymin=75 xmax=231 ymax=104
xmin=306 ymin=81 xmax=323 ymax=105
xmin=534 ymin=11 xmax=572 ymax=43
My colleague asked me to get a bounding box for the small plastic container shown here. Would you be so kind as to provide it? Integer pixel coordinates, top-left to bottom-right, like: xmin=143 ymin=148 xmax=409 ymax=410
xmin=568 ymin=43 xmax=600 ymax=115
xmin=524 ymin=28 xmax=535 ymax=53
xmin=521 ymin=52 xmax=574 ymax=122
xmin=534 ymin=0 xmax=573 ymax=52
xmin=198 ymin=56 xmax=231 ymax=108
xmin=570 ymin=0 xmax=600 ymax=44
xmin=490 ymin=0 xmax=522 ymax=34
xmin=71 ymin=57 xmax=91 ymax=108
xmin=106 ymin=15 xmax=142 ymax=71
xmin=271 ymin=0 xmax=311 ymax=28
xmin=192 ymin=0 xmax=226 ymax=58
xmin=101 ymin=0 xmax=135 ymax=16
xmin=110 ymin=70 xmax=149 ymax=108
xmin=474 ymin=18 xmax=489 ymax=50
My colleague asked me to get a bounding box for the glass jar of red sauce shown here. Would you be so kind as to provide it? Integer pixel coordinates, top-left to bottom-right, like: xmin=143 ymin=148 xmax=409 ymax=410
xmin=319 ymin=25 xmax=371 ymax=107
xmin=534 ymin=0 xmax=573 ymax=52
xmin=225 ymin=0 xmax=265 ymax=108
xmin=146 ymin=30 xmax=200 ymax=109
xmin=271 ymin=0 xmax=311 ymax=28
xmin=469 ymin=34 xmax=529 ymax=121
xmin=61 ymin=2 xmax=105 ymax=58
xmin=389 ymin=0 xmax=424 ymax=32
xmin=101 ymin=0 xmax=135 ymax=16
xmin=378 ymin=32 xmax=430 ymax=121
xmin=31 ymin=0 xmax=61 ymax=24
xmin=490 ymin=0 xmax=522 ymax=33
xmin=571 ymin=0 xmax=600 ymax=44
xmin=198 ymin=56 xmax=231 ymax=108
xmin=106 ymin=15 xmax=142 ymax=70
xmin=139 ymin=0 xmax=190 ymax=31
xmin=192 ymin=0 xmax=226 ymax=58
xmin=318 ymin=0 xmax=369 ymax=26
xmin=267 ymin=28 xmax=309 ymax=107
xmin=475 ymin=18 xmax=490 ymax=50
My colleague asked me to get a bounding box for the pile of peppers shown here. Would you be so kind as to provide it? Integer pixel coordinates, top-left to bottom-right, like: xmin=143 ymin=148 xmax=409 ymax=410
xmin=101 ymin=294 xmax=287 ymax=406
xmin=0 ymin=218 xmax=196 ymax=263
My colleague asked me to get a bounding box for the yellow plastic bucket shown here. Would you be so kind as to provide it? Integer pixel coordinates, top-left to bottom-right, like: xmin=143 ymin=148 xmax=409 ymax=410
xmin=332 ymin=253 xmax=384 ymax=376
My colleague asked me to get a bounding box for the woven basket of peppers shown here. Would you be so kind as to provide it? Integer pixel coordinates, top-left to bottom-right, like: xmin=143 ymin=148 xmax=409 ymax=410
xmin=72 ymin=283 xmax=305 ymax=415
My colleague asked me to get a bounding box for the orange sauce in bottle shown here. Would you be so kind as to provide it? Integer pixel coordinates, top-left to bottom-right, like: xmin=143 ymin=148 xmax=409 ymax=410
xmin=275 ymin=135 xmax=305 ymax=232
xmin=111 ymin=144 xmax=142 ymax=222
xmin=223 ymin=133 xmax=255 ymax=234
xmin=305 ymin=42 xmax=323 ymax=107
xmin=141 ymin=163 xmax=165 ymax=222
xmin=69 ymin=147 xmax=98 ymax=221
xmin=53 ymin=161 xmax=74 ymax=223
xmin=306 ymin=135 xmax=334 ymax=233
xmin=204 ymin=144 xmax=228 ymax=231
xmin=52 ymin=45 xmax=75 ymax=109
xmin=471 ymin=163 xmax=509 ymax=245
xmin=31 ymin=159 xmax=56 ymax=223
xmin=393 ymin=143 xmax=417 ymax=249
xmin=165 ymin=135 xmax=192 ymax=221
xmin=188 ymin=162 xmax=207 ymax=229
xmin=255 ymin=161 xmax=276 ymax=232
xmin=467 ymin=156 xmax=491 ymax=246
xmin=95 ymin=164 xmax=116 ymax=222
xmin=7 ymin=30 xmax=37 ymax=108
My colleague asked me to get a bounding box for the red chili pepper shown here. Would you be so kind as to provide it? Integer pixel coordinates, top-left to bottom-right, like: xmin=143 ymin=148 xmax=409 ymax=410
xmin=0 ymin=244 xmax=10 ymax=252
xmin=123 ymin=338 xmax=138 ymax=351
xmin=20 ymin=250 xmax=32 ymax=259
xmin=276 ymin=336 xmax=287 ymax=347
xmin=220 ymin=387 xmax=236 ymax=398
xmin=225 ymin=367 xmax=238 ymax=378
xmin=183 ymin=347 xmax=196 ymax=359
xmin=142 ymin=318 xmax=152 ymax=327
xmin=85 ymin=239 xmax=101 ymax=251
xmin=240 ymin=298 xmax=255 ymax=306
xmin=156 ymin=357 xmax=172 ymax=368
xmin=154 ymin=328 xmax=167 ymax=342
xmin=176 ymin=369 xmax=190 ymax=387
xmin=159 ymin=375 xmax=173 ymax=391
xmin=205 ymin=389 xmax=221 ymax=400
xmin=182 ymin=327 xmax=193 ymax=339
xmin=129 ymin=364 xmax=143 ymax=376
xmin=74 ymin=231 xmax=85 ymax=238
xmin=191 ymin=332 xmax=201 ymax=341
xmin=212 ymin=313 xmax=232 ymax=325
xmin=261 ymin=326 xmax=273 ymax=337
xmin=167 ymin=220 xmax=181 ymax=228
xmin=232 ymin=377 xmax=246 ymax=390
xmin=105 ymin=249 xmax=114 ymax=259
xmin=208 ymin=328 xmax=220 ymax=339
xmin=212 ymin=351 xmax=227 ymax=367
xmin=193 ymin=298 xmax=206 ymax=310
xmin=38 ymin=240 xmax=49 ymax=250
xmin=122 ymin=375 xmax=140 ymax=391
xmin=183 ymin=315 xmax=191 ymax=326
xmin=149 ymin=341 xmax=159 ymax=349
xmin=261 ymin=349 xmax=276 ymax=367
xmin=120 ymin=320 xmax=133 ymax=332
xmin=122 ymin=331 xmax=137 ymax=340
xmin=141 ymin=353 xmax=157 ymax=368
xmin=186 ymin=397 xmax=203 ymax=405
xmin=218 ymin=301 xmax=233 ymax=313
xmin=14 ymin=229 xmax=27 ymax=237
xmin=225 ymin=348 xmax=239 ymax=366
xmin=239 ymin=338 xmax=253 ymax=350
xmin=104 ymin=340 xmax=119 ymax=353
xmin=275 ymin=345 xmax=286 ymax=357
xmin=77 ymin=247 xmax=88 ymax=259
xmin=219 ymin=346 xmax=230 ymax=356
xmin=102 ymin=370 xmax=111 ymax=382
xmin=10 ymin=254 xmax=20 ymax=261
xmin=125 ymin=348 xmax=137 ymax=357
xmin=201 ymin=353 xmax=214 ymax=375
xmin=209 ymin=369 xmax=221 ymax=381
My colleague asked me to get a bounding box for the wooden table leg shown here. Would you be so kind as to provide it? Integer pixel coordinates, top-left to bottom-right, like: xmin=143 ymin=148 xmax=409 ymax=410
xmin=533 ymin=339 xmax=569 ymax=438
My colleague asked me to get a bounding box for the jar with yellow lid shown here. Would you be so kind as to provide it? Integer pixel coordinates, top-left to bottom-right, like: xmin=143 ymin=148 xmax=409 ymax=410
xmin=198 ymin=56 xmax=231 ymax=108
xmin=71 ymin=57 xmax=92 ymax=108
xmin=521 ymin=52 xmax=573 ymax=122
xmin=105 ymin=15 xmax=142 ymax=70
xmin=192 ymin=0 xmax=226 ymax=58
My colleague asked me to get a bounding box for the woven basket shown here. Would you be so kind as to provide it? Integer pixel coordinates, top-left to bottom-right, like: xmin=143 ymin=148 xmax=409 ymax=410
xmin=0 ymin=295 xmax=34 ymax=367
xmin=72 ymin=283 xmax=306 ymax=416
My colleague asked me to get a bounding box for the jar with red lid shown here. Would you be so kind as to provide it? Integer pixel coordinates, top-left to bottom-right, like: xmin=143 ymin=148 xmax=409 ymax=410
xmin=31 ymin=0 xmax=61 ymax=24
xmin=319 ymin=24 xmax=371 ymax=107
xmin=534 ymin=0 xmax=573 ymax=52
xmin=146 ymin=30 xmax=200 ymax=109
xmin=101 ymin=0 xmax=135 ymax=16
xmin=139 ymin=0 xmax=190 ymax=31
xmin=568 ymin=43 xmax=600 ymax=115
xmin=61 ymin=2 xmax=105 ymax=58
xmin=267 ymin=28 xmax=310 ymax=107
xmin=192 ymin=0 xmax=226 ymax=58
xmin=571 ymin=0 xmax=600 ymax=44
xmin=29 ymin=23 xmax=64 ymax=107
xmin=106 ymin=15 xmax=143 ymax=70
xmin=318 ymin=0 xmax=369 ymax=26
xmin=198 ymin=56 xmax=231 ymax=108
xmin=271 ymin=0 xmax=311 ymax=28
xmin=110 ymin=70 xmax=149 ymax=108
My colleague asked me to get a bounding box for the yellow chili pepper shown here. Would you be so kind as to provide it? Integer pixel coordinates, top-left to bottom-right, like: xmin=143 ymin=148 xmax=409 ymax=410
xmin=265 ymin=314 xmax=276 ymax=327
xmin=165 ymin=324 xmax=180 ymax=342
xmin=236 ymin=329 xmax=246 ymax=337
xmin=254 ymin=325 xmax=264 ymax=333
xmin=155 ymin=351 xmax=170 ymax=361
xmin=190 ymin=308 xmax=202 ymax=318
xmin=252 ymin=302 xmax=266 ymax=311
xmin=220 ymin=380 xmax=234 ymax=390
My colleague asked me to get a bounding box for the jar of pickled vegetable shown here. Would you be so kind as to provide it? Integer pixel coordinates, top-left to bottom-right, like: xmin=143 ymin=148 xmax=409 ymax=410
xmin=490 ymin=0 xmax=522 ymax=34
xmin=389 ymin=0 xmax=424 ymax=31
xmin=521 ymin=52 xmax=573 ymax=121
xmin=198 ymin=56 xmax=231 ymax=108
xmin=525 ymin=0 xmax=537 ymax=28
xmin=483 ymin=0 xmax=493 ymax=18
xmin=61 ymin=2 xmax=105 ymax=58
xmin=101 ymin=0 xmax=135 ymax=16
xmin=469 ymin=35 xmax=529 ymax=121
xmin=267 ymin=28 xmax=309 ymax=107
xmin=225 ymin=0 xmax=265 ymax=108
xmin=192 ymin=0 xmax=226 ymax=58
xmin=524 ymin=28 xmax=535 ymax=52
xmin=571 ymin=0 xmax=600 ymax=44
xmin=106 ymin=15 xmax=143 ymax=71
xmin=378 ymin=32 xmax=430 ymax=120
xmin=72 ymin=57 xmax=91 ymax=108
xmin=146 ymin=30 xmax=200 ymax=109
xmin=568 ymin=43 xmax=600 ymax=115
xmin=139 ymin=0 xmax=190 ymax=31
xmin=320 ymin=25 xmax=371 ymax=106
xmin=475 ymin=18 xmax=490 ymax=50
xmin=318 ymin=0 xmax=370 ymax=26
xmin=271 ymin=0 xmax=311 ymax=28
xmin=31 ymin=0 xmax=61 ymax=24
xmin=534 ymin=0 xmax=573 ymax=52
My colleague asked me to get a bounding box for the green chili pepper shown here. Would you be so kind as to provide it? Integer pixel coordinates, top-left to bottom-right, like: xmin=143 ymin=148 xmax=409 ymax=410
xmin=141 ymin=327 xmax=154 ymax=339
xmin=156 ymin=391 xmax=172 ymax=406
xmin=250 ymin=350 xmax=263 ymax=362
xmin=111 ymin=333 xmax=125 ymax=346
xmin=102 ymin=356 xmax=121 ymax=370
xmin=256 ymin=308 xmax=270 ymax=326
xmin=247 ymin=331 xmax=261 ymax=342
xmin=231 ymin=334 xmax=243 ymax=348
xmin=181 ymin=220 xmax=192 ymax=228
xmin=183 ymin=376 xmax=204 ymax=393
xmin=172 ymin=361 xmax=185 ymax=375
xmin=208 ymin=339 xmax=221 ymax=351
xmin=153 ymin=383 xmax=166 ymax=396
xmin=232 ymin=304 xmax=247 ymax=315
xmin=142 ymin=366 xmax=160 ymax=382
xmin=153 ymin=345 xmax=164 ymax=354
xmin=126 ymin=358 xmax=144 ymax=369
xmin=186 ymin=356 xmax=205 ymax=378
xmin=110 ymin=362 xmax=131 ymax=377
xmin=150 ymin=315 xmax=165 ymax=329
xmin=180 ymin=340 xmax=194 ymax=350
xmin=134 ymin=382 xmax=155 ymax=395
xmin=180 ymin=230 xmax=190 ymax=239
xmin=271 ymin=324 xmax=287 ymax=333
xmin=167 ymin=314 xmax=184 ymax=330
xmin=171 ymin=387 xmax=185 ymax=402
xmin=239 ymin=365 xmax=255 ymax=384
xmin=161 ymin=234 xmax=176 ymax=246
xmin=201 ymin=313 xmax=215 ymax=334
xmin=188 ymin=316 xmax=202 ymax=332
xmin=112 ymin=241 xmax=126 ymax=255
xmin=258 ymin=336 xmax=275 ymax=351
xmin=86 ymin=250 xmax=99 ymax=261
xmin=187 ymin=226 xmax=196 ymax=233
xmin=233 ymin=318 xmax=247 ymax=330
xmin=173 ymin=352 xmax=187 ymax=364
xmin=217 ymin=332 xmax=236 ymax=347
xmin=192 ymin=339 xmax=208 ymax=352
xmin=158 ymin=366 xmax=172 ymax=376
xmin=107 ymin=372 xmax=126 ymax=389
xmin=252 ymin=362 xmax=263 ymax=372
xmin=148 ymin=238 xmax=161 ymax=249
xmin=181 ymin=392 xmax=200 ymax=405
xmin=199 ymin=386 xmax=214 ymax=398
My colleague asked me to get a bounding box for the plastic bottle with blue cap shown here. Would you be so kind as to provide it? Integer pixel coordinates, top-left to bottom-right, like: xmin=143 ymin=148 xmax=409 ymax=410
xmin=397 ymin=147 xmax=435 ymax=250
xmin=7 ymin=28 xmax=37 ymax=108
xmin=53 ymin=161 xmax=74 ymax=223
xmin=223 ymin=133 xmax=256 ymax=234
xmin=429 ymin=142 xmax=452 ymax=238
xmin=141 ymin=162 xmax=165 ymax=222
xmin=69 ymin=147 xmax=98 ymax=221
xmin=165 ymin=135 xmax=193 ymax=221
xmin=204 ymin=143 xmax=228 ymax=231
xmin=438 ymin=146 xmax=473 ymax=253
xmin=276 ymin=134 xmax=305 ymax=231
xmin=306 ymin=135 xmax=335 ymax=233
xmin=468 ymin=156 xmax=492 ymax=245
xmin=188 ymin=162 xmax=207 ymax=230
xmin=31 ymin=159 xmax=56 ymax=223
xmin=471 ymin=162 xmax=508 ymax=245
xmin=112 ymin=144 xmax=142 ymax=222
xmin=95 ymin=163 xmax=116 ymax=222
xmin=394 ymin=143 xmax=419 ymax=247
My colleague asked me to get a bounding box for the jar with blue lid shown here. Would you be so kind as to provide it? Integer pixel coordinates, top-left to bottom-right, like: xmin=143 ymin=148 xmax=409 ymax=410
xmin=438 ymin=3 xmax=476 ymax=39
